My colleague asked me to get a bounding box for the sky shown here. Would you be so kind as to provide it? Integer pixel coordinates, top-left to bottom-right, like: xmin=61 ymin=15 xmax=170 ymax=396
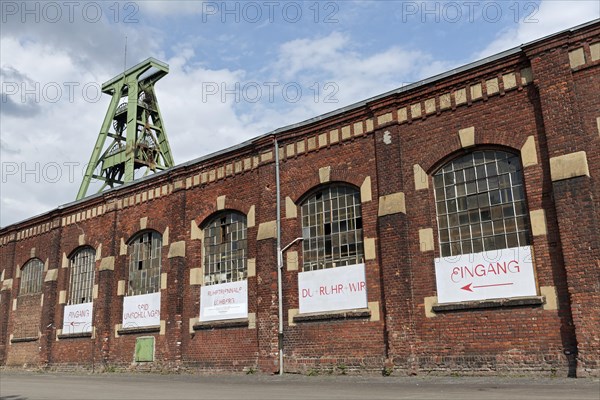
xmin=1 ymin=0 xmax=599 ymax=228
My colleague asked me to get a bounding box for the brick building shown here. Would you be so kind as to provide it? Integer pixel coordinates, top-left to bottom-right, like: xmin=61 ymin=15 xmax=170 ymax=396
xmin=1 ymin=21 xmax=598 ymax=377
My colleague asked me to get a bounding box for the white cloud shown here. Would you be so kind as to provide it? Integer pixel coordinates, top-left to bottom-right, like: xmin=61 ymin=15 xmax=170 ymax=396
xmin=273 ymin=32 xmax=350 ymax=79
xmin=475 ymin=0 xmax=598 ymax=59
xmin=137 ymin=1 xmax=206 ymax=16
xmin=269 ymin=31 xmax=456 ymax=113
xmin=154 ymin=50 xmax=255 ymax=162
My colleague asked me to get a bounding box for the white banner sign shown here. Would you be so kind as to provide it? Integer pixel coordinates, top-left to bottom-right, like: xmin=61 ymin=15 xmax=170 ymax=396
xmin=435 ymin=245 xmax=537 ymax=304
xmin=62 ymin=302 xmax=93 ymax=334
xmin=122 ymin=292 xmax=161 ymax=328
xmin=298 ymin=263 xmax=367 ymax=314
xmin=200 ymin=280 xmax=248 ymax=322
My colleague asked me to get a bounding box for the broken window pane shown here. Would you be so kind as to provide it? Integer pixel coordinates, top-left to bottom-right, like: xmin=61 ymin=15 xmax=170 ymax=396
xmin=433 ymin=150 xmax=532 ymax=257
xmin=203 ymin=212 xmax=247 ymax=285
xmin=301 ymin=185 xmax=364 ymax=271
xmin=127 ymin=231 xmax=162 ymax=296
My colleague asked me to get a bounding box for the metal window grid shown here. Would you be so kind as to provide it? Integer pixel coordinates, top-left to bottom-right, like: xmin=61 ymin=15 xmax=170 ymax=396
xmin=433 ymin=150 xmax=531 ymax=257
xmin=19 ymin=258 xmax=43 ymax=295
xmin=68 ymin=247 xmax=96 ymax=305
xmin=301 ymin=185 xmax=364 ymax=271
xmin=127 ymin=231 xmax=162 ymax=296
xmin=203 ymin=213 xmax=247 ymax=285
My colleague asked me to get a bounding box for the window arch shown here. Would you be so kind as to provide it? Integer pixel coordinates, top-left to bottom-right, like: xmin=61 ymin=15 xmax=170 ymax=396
xmin=203 ymin=212 xmax=247 ymax=285
xmin=433 ymin=149 xmax=531 ymax=257
xmin=20 ymin=258 xmax=44 ymax=295
xmin=127 ymin=231 xmax=162 ymax=296
xmin=300 ymin=185 xmax=364 ymax=271
xmin=68 ymin=247 xmax=96 ymax=305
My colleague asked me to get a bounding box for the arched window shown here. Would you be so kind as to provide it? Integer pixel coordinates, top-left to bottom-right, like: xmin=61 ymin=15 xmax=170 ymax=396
xmin=301 ymin=185 xmax=364 ymax=271
xmin=203 ymin=212 xmax=247 ymax=285
xmin=127 ymin=231 xmax=162 ymax=296
xmin=433 ymin=149 xmax=531 ymax=257
xmin=68 ymin=247 xmax=96 ymax=305
xmin=20 ymin=258 xmax=43 ymax=295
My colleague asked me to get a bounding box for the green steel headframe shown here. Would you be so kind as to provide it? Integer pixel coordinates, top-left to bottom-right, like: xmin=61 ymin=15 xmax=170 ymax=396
xmin=77 ymin=58 xmax=175 ymax=200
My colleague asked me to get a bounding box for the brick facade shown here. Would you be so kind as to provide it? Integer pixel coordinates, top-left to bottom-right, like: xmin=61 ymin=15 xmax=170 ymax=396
xmin=1 ymin=21 xmax=598 ymax=376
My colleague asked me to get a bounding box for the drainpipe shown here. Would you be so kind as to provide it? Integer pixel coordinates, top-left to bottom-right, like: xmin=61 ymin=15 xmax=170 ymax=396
xmin=274 ymin=138 xmax=283 ymax=375
xmin=275 ymin=139 xmax=303 ymax=375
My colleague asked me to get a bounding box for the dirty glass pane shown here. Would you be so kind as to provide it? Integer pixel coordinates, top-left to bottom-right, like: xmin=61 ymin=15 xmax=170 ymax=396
xmin=127 ymin=231 xmax=162 ymax=296
xmin=301 ymin=186 xmax=364 ymax=271
xmin=433 ymin=150 xmax=531 ymax=257
xmin=69 ymin=247 xmax=96 ymax=304
xmin=19 ymin=259 xmax=44 ymax=295
xmin=203 ymin=213 xmax=247 ymax=285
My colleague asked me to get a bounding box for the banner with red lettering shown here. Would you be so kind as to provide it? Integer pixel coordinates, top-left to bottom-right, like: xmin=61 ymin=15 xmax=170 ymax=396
xmin=122 ymin=292 xmax=161 ymax=328
xmin=435 ymin=245 xmax=537 ymax=303
xmin=298 ymin=263 xmax=367 ymax=314
xmin=200 ymin=280 xmax=248 ymax=322
xmin=62 ymin=302 xmax=93 ymax=334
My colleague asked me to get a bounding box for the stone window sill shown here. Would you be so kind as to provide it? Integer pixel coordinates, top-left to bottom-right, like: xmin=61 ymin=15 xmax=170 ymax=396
xmin=57 ymin=332 xmax=92 ymax=339
xmin=293 ymin=308 xmax=371 ymax=323
xmin=10 ymin=336 xmax=39 ymax=343
xmin=432 ymin=296 xmax=545 ymax=312
xmin=117 ymin=325 xmax=160 ymax=335
xmin=193 ymin=318 xmax=249 ymax=330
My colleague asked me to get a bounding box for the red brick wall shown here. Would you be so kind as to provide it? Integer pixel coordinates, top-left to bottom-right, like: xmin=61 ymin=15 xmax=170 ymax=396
xmin=570 ymin=58 xmax=600 ymax=377
xmin=525 ymin=32 xmax=600 ymax=376
xmin=0 ymin=241 xmax=16 ymax=364
xmin=182 ymin=163 xmax=263 ymax=371
xmin=380 ymin=85 xmax=575 ymax=374
xmin=279 ymin=135 xmax=385 ymax=373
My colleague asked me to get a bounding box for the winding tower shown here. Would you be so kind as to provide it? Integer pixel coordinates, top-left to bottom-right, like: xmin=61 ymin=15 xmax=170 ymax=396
xmin=77 ymin=58 xmax=174 ymax=200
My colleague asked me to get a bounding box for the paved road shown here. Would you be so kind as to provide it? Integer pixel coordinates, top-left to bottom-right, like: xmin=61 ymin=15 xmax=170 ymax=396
xmin=0 ymin=371 xmax=599 ymax=400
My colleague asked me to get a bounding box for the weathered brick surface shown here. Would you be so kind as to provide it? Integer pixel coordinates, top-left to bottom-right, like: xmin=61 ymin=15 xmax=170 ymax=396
xmin=524 ymin=31 xmax=600 ymax=376
xmin=280 ymin=135 xmax=385 ymax=373
xmin=0 ymin=22 xmax=598 ymax=376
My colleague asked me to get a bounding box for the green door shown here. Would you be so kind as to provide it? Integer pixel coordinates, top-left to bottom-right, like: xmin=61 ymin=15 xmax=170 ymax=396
xmin=134 ymin=337 xmax=154 ymax=362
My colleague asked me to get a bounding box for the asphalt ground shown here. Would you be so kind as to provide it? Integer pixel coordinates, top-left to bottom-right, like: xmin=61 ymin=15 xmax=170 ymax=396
xmin=0 ymin=371 xmax=599 ymax=400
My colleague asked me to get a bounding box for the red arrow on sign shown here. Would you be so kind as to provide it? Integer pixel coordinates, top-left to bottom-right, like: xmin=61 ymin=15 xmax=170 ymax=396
xmin=461 ymin=282 xmax=514 ymax=292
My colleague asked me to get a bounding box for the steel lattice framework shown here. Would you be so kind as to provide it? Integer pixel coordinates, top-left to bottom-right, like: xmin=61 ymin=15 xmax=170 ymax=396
xmin=77 ymin=58 xmax=174 ymax=200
